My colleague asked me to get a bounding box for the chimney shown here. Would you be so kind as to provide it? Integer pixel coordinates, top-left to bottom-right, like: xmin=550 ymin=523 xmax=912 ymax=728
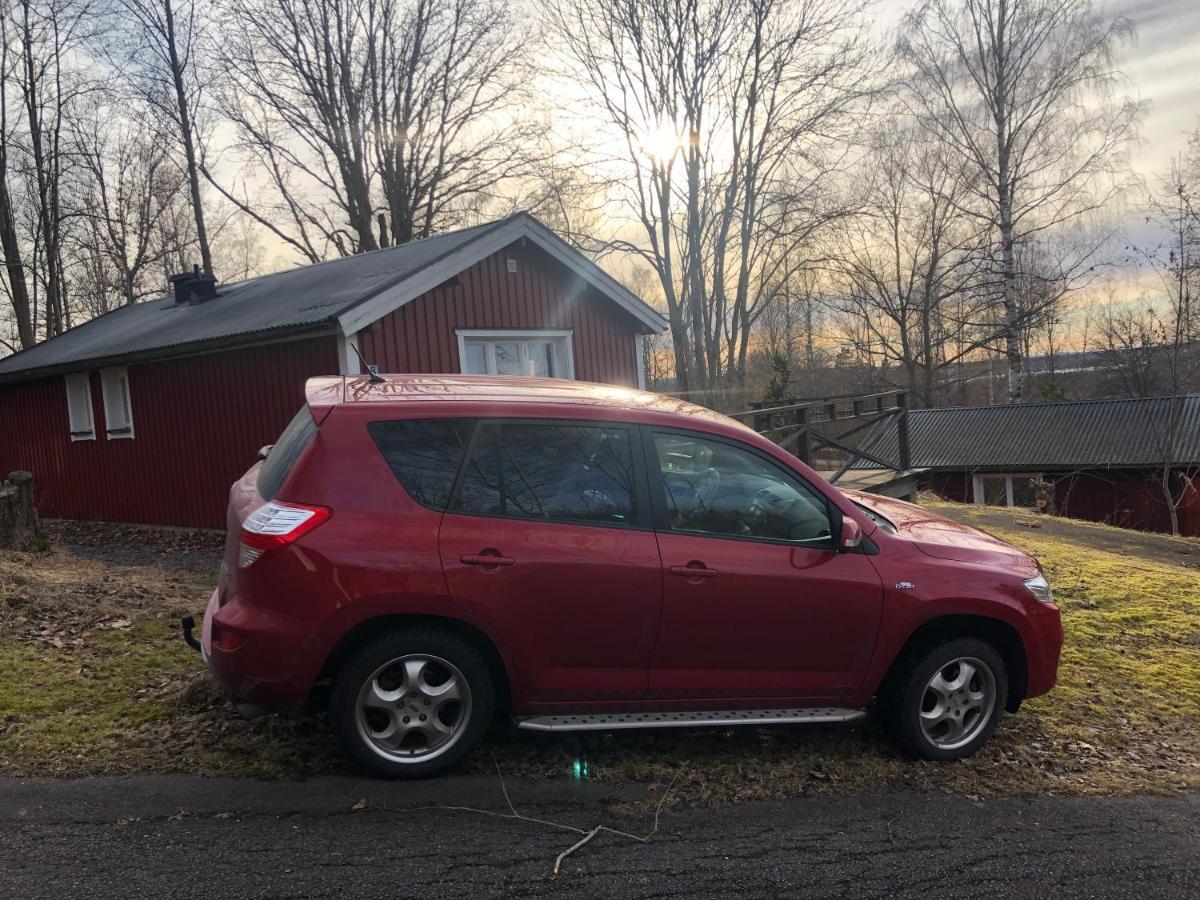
xmin=169 ymin=265 xmax=219 ymax=304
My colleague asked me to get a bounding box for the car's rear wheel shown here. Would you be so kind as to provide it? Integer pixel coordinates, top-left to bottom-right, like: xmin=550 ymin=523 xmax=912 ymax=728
xmin=330 ymin=628 xmax=494 ymax=778
xmin=880 ymin=637 xmax=1008 ymax=761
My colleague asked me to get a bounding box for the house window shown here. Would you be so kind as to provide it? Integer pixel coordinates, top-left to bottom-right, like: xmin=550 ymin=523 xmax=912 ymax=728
xmin=64 ymin=373 xmax=95 ymax=441
xmin=972 ymin=473 xmax=1041 ymax=509
xmin=456 ymin=330 xmax=575 ymax=379
xmin=100 ymin=367 xmax=135 ymax=439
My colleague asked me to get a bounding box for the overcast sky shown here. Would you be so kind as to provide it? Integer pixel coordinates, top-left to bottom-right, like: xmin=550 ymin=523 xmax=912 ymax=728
xmin=1109 ymin=0 xmax=1200 ymax=177
xmin=871 ymin=0 xmax=1199 ymax=178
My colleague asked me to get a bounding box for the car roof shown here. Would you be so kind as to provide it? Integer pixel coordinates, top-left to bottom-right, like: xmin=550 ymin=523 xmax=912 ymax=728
xmin=306 ymin=374 xmax=751 ymax=434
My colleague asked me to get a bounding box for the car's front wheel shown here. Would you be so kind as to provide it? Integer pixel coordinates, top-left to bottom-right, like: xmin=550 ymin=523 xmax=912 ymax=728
xmin=330 ymin=628 xmax=494 ymax=778
xmin=881 ymin=637 xmax=1008 ymax=761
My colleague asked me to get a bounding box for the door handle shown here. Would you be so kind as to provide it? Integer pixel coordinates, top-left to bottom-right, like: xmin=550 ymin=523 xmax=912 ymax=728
xmin=460 ymin=551 xmax=515 ymax=568
xmin=669 ymin=562 xmax=718 ymax=579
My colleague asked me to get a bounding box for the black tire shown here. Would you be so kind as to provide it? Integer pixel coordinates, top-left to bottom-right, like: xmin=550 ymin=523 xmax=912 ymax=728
xmin=329 ymin=627 xmax=495 ymax=779
xmin=879 ymin=637 xmax=1008 ymax=761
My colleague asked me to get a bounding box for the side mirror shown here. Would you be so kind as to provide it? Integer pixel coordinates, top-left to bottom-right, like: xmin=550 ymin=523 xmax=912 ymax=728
xmin=840 ymin=516 xmax=863 ymax=552
xmin=257 ymin=444 xmax=273 ymax=461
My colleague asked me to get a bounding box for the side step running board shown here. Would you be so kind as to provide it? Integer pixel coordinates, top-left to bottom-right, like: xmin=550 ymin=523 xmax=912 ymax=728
xmin=516 ymin=707 xmax=866 ymax=732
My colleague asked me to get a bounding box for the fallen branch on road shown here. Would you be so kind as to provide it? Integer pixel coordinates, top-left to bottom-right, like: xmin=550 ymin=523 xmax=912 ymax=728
xmin=352 ymin=754 xmax=682 ymax=876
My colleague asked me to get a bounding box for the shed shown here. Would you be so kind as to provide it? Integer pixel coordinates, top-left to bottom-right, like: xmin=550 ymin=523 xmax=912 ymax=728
xmin=0 ymin=213 xmax=665 ymax=528
xmin=853 ymin=396 xmax=1200 ymax=536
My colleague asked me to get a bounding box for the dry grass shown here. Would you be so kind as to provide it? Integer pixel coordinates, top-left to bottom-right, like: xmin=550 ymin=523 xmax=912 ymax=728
xmin=1 ymin=504 xmax=1198 ymax=804
xmin=0 ymin=551 xmax=338 ymax=778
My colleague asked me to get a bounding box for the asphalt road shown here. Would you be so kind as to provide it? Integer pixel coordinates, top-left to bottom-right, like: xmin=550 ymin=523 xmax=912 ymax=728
xmin=1 ymin=776 xmax=1196 ymax=899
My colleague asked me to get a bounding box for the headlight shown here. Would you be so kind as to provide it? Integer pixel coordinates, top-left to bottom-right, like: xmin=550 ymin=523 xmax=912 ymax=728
xmin=1023 ymin=571 xmax=1053 ymax=604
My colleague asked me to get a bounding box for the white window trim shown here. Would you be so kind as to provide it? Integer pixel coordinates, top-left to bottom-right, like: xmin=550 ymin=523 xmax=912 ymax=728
xmin=972 ymin=473 xmax=1042 ymax=508
xmin=64 ymin=372 xmax=95 ymax=441
xmin=456 ymin=329 xmax=575 ymax=379
xmin=100 ymin=366 xmax=135 ymax=440
xmin=635 ymin=333 xmax=647 ymax=390
xmin=337 ymin=332 xmax=361 ymax=375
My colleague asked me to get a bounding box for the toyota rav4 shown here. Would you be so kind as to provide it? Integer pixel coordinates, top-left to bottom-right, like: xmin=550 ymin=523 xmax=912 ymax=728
xmin=188 ymin=375 xmax=1062 ymax=778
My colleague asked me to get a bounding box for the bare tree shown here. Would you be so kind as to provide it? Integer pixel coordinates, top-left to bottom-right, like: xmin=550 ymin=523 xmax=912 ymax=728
xmin=1097 ymin=299 xmax=1198 ymax=535
xmin=0 ymin=0 xmax=35 ymax=350
xmin=210 ymin=0 xmax=538 ymax=262
xmin=1096 ymin=143 xmax=1200 ymax=534
xmin=831 ymin=118 xmax=991 ymax=406
xmin=114 ymin=0 xmax=214 ymax=274
xmin=71 ymin=111 xmax=190 ymax=309
xmin=898 ymin=0 xmax=1139 ymax=402
xmin=755 ymin=267 xmax=828 ymax=399
xmin=8 ymin=0 xmax=101 ymax=339
xmin=550 ymin=0 xmax=874 ymax=394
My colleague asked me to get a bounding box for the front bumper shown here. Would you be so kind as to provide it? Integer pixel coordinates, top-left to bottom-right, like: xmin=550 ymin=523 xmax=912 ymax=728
xmin=1023 ymin=599 xmax=1064 ymax=699
xmin=196 ymin=587 xmax=317 ymax=710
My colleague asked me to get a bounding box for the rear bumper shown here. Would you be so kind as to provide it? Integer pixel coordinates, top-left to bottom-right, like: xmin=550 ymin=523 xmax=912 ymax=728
xmin=201 ymin=588 xmax=317 ymax=710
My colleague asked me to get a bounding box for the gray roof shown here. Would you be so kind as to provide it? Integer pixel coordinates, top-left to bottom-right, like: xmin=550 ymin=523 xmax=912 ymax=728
xmin=854 ymin=395 xmax=1200 ymax=470
xmin=0 ymin=213 xmax=664 ymax=383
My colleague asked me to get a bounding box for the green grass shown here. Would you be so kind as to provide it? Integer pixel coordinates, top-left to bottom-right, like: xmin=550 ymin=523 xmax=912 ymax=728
xmin=1 ymin=506 xmax=1198 ymax=803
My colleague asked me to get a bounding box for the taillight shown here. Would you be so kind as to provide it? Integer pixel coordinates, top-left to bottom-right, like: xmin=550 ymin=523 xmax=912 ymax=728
xmin=238 ymin=501 xmax=331 ymax=568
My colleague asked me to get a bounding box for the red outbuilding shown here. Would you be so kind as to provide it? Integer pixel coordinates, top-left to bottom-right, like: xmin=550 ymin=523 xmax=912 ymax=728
xmin=852 ymin=396 xmax=1200 ymax=536
xmin=0 ymin=213 xmax=666 ymax=528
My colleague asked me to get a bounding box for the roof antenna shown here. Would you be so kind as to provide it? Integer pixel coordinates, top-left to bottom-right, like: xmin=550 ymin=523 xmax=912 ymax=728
xmin=351 ymin=342 xmax=385 ymax=383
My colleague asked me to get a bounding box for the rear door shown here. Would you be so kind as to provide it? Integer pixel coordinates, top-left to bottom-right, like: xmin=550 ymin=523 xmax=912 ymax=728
xmin=438 ymin=420 xmax=663 ymax=702
xmin=645 ymin=429 xmax=884 ymax=700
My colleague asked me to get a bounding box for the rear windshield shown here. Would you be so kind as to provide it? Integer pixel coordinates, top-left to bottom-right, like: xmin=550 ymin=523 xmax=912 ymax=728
xmin=257 ymin=408 xmax=317 ymax=500
xmin=368 ymin=419 xmax=474 ymax=510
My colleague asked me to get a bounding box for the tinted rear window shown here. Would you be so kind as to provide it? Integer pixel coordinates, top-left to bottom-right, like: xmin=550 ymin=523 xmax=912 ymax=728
xmin=368 ymin=419 xmax=474 ymax=510
xmin=257 ymin=408 xmax=317 ymax=500
xmin=454 ymin=423 xmax=636 ymax=525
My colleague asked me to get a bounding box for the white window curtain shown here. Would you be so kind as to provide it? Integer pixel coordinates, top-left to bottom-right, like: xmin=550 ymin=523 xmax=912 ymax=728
xmin=457 ymin=330 xmax=575 ymax=379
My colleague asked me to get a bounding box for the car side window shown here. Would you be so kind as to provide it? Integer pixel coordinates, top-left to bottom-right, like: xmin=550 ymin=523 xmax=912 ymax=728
xmin=368 ymin=419 xmax=474 ymax=510
xmin=453 ymin=423 xmax=637 ymax=525
xmin=652 ymin=432 xmax=833 ymax=545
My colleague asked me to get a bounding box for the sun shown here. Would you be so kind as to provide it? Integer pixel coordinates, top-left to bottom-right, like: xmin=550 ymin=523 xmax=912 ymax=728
xmin=637 ymin=119 xmax=683 ymax=162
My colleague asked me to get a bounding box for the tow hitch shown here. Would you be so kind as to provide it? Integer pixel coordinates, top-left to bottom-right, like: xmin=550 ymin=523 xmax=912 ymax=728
xmin=180 ymin=614 xmax=202 ymax=652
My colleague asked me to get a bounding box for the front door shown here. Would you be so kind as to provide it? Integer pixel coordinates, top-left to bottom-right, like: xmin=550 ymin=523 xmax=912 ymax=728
xmin=645 ymin=430 xmax=884 ymax=700
xmin=439 ymin=420 xmax=662 ymax=702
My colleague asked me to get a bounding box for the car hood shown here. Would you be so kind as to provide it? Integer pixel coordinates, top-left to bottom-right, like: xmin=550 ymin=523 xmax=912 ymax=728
xmin=846 ymin=491 xmax=1038 ymax=575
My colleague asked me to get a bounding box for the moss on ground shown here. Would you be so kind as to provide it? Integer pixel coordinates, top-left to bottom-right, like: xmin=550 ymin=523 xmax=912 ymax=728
xmin=0 ymin=552 xmax=338 ymax=778
xmin=1 ymin=505 xmax=1198 ymax=804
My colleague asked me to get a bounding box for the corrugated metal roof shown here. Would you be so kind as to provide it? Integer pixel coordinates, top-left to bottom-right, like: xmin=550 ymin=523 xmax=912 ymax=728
xmin=0 ymin=212 xmax=667 ymax=383
xmin=0 ymin=217 xmax=510 ymax=382
xmin=854 ymin=395 xmax=1200 ymax=470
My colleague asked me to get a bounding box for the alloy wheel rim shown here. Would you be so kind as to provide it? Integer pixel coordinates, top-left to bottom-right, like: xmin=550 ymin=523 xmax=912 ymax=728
xmin=918 ymin=656 xmax=996 ymax=751
xmin=355 ymin=653 xmax=472 ymax=763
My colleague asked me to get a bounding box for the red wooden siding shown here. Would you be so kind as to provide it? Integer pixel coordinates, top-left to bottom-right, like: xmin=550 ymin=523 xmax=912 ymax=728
xmin=0 ymin=336 xmax=338 ymax=528
xmin=924 ymin=469 xmax=1200 ymax=536
xmin=355 ymin=242 xmax=643 ymax=384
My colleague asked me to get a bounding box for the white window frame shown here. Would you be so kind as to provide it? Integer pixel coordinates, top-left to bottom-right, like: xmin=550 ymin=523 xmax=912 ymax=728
xmin=100 ymin=366 xmax=135 ymax=439
xmin=64 ymin=372 xmax=95 ymax=441
xmin=972 ymin=473 xmax=1042 ymax=508
xmin=456 ymin=329 xmax=575 ymax=379
xmin=635 ymin=333 xmax=647 ymax=390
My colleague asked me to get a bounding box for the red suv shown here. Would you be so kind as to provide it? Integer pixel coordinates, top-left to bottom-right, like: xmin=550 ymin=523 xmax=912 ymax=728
xmin=188 ymin=375 xmax=1062 ymax=778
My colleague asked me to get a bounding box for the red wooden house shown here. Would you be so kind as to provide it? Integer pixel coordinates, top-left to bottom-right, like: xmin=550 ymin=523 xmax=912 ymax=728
xmin=0 ymin=213 xmax=666 ymax=528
